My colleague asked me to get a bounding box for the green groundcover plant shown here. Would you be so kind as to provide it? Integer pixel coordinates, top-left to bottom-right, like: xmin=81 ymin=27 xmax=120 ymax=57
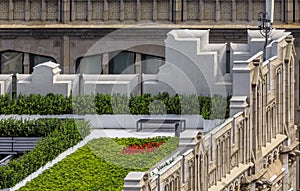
xmin=0 ymin=118 xmax=90 ymax=189
xmin=0 ymin=93 xmax=230 ymax=119
xmin=18 ymin=137 xmax=179 ymax=191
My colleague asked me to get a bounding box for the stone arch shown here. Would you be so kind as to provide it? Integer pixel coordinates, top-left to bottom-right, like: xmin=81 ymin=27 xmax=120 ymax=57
xmin=239 ymin=175 xmax=245 ymax=184
xmin=268 ymin=154 xmax=273 ymax=164
xmin=228 ymin=183 xmax=234 ymax=191
xmin=234 ymin=179 xmax=240 ymax=190
xmin=273 ymin=148 xmax=279 ymax=160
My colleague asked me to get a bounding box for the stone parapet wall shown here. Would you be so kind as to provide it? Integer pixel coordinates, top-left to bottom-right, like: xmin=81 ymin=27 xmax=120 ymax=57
xmin=17 ymin=62 xmax=79 ymax=97
xmin=0 ymin=74 xmax=12 ymax=96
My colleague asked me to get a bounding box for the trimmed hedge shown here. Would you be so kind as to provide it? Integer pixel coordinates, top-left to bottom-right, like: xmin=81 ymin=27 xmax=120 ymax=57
xmin=0 ymin=93 xmax=231 ymax=119
xmin=0 ymin=119 xmax=90 ymax=189
xmin=18 ymin=137 xmax=179 ymax=191
xmin=0 ymin=118 xmax=63 ymax=137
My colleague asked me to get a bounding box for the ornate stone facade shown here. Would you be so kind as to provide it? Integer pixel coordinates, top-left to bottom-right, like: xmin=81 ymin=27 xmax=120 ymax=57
xmin=123 ymin=29 xmax=298 ymax=191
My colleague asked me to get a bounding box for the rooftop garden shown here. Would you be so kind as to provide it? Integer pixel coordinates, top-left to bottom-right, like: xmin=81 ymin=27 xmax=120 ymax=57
xmin=18 ymin=137 xmax=179 ymax=191
xmin=0 ymin=92 xmax=230 ymax=119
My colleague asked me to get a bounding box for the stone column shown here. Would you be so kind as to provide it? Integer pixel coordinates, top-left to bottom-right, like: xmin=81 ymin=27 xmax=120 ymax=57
xmin=135 ymin=53 xmax=142 ymax=95
xmin=25 ymin=0 xmax=30 ymax=21
xmin=62 ymin=0 xmax=70 ymax=23
xmin=173 ymin=0 xmax=182 ymax=23
xmin=262 ymin=80 xmax=267 ymax=146
xmin=23 ymin=53 xmax=30 ymax=74
xmin=199 ymin=0 xmax=204 ymax=21
xmin=153 ymin=0 xmax=157 ymax=21
xmin=70 ymin=0 xmax=76 ymax=21
xmin=87 ymin=0 xmax=92 ymax=21
xmin=280 ymin=153 xmax=289 ymax=190
xmin=169 ymin=0 xmax=173 ymax=22
xmin=231 ymin=0 xmax=236 ymax=22
xmin=8 ymin=0 xmax=13 ymax=21
xmin=62 ymin=36 xmax=70 ymax=74
xmin=41 ymin=0 xmax=46 ymax=21
xmin=102 ymin=53 xmax=109 ymax=74
xmin=295 ymin=0 xmax=300 ymax=21
xmin=120 ymin=0 xmax=124 ymax=22
xmin=103 ymin=0 xmax=108 ymax=21
xmin=215 ymin=0 xmax=220 ymax=21
xmin=284 ymin=0 xmax=294 ymax=24
xmin=248 ymin=0 xmax=253 ymax=22
xmin=136 ymin=0 xmax=141 ymax=22
xmin=182 ymin=0 xmax=187 ymax=22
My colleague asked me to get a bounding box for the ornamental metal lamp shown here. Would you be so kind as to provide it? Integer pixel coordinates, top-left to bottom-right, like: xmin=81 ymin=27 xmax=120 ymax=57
xmin=258 ymin=12 xmax=272 ymax=61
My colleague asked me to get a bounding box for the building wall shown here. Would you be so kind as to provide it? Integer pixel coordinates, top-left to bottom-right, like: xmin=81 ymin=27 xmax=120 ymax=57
xmin=0 ymin=0 xmax=296 ymax=24
xmin=123 ymin=29 xmax=298 ymax=191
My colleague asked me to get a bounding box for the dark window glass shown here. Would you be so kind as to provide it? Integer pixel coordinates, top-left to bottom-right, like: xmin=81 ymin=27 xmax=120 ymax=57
xmin=141 ymin=54 xmax=165 ymax=74
xmin=0 ymin=51 xmax=23 ymax=74
xmin=30 ymin=54 xmax=56 ymax=73
xmin=109 ymin=51 xmax=135 ymax=74
xmin=76 ymin=54 xmax=102 ymax=74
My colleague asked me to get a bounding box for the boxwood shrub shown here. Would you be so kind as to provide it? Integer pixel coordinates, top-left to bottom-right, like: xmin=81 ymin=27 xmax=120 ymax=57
xmin=18 ymin=137 xmax=179 ymax=191
xmin=0 ymin=93 xmax=231 ymax=119
xmin=0 ymin=118 xmax=90 ymax=189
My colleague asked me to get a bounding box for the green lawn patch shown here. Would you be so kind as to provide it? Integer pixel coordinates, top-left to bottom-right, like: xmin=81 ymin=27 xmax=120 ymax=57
xmin=19 ymin=137 xmax=179 ymax=191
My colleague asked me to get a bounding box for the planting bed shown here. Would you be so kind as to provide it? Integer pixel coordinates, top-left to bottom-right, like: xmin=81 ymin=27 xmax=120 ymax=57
xmin=18 ymin=137 xmax=179 ymax=191
xmin=0 ymin=118 xmax=90 ymax=189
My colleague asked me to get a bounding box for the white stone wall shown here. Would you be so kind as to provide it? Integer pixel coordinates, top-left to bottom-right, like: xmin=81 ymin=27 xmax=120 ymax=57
xmin=230 ymin=29 xmax=292 ymax=115
xmin=81 ymin=74 xmax=138 ymax=96
xmin=0 ymin=74 xmax=12 ymax=96
xmin=17 ymin=62 xmax=79 ymax=97
xmin=143 ymin=29 xmax=231 ymax=97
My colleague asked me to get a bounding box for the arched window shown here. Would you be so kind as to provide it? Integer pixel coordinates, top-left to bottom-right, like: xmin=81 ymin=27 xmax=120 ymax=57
xmin=76 ymin=54 xmax=102 ymax=74
xmin=0 ymin=50 xmax=23 ymax=74
xmin=29 ymin=54 xmax=56 ymax=73
xmin=109 ymin=51 xmax=135 ymax=74
xmin=141 ymin=54 xmax=165 ymax=74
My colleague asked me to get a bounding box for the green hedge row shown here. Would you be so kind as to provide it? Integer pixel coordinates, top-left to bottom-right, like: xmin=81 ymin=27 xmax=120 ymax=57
xmin=18 ymin=137 xmax=179 ymax=191
xmin=0 ymin=93 xmax=230 ymax=119
xmin=0 ymin=119 xmax=90 ymax=189
xmin=0 ymin=118 xmax=64 ymax=137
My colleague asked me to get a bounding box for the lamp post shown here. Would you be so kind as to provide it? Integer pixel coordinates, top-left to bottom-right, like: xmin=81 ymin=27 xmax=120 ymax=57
xmin=258 ymin=12 xmax=272 ymax=61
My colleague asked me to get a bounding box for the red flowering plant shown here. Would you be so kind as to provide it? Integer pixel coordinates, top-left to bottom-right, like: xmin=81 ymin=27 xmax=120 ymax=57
xmin=121 ymin=140 xmax=166 ymax=155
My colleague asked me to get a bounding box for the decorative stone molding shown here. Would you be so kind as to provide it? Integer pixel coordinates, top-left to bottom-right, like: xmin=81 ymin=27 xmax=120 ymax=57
xmin=17 ymin=62 xmax=79 ymax=96
xmin=0 ymin=74 xmax=12 ymax=96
